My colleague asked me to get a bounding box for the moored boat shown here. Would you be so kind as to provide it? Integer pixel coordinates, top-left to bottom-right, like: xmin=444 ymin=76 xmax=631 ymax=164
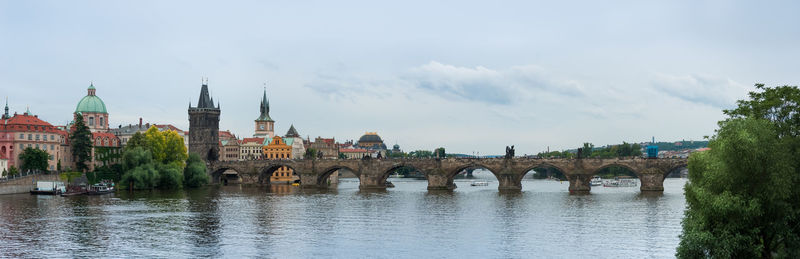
xmin=470 ymin=181 xmax=489 ymax=186
xmin=590 ymin=176 xmax=603 ymax=186
xmin=30 ymin=181 xmax=65 ymax=195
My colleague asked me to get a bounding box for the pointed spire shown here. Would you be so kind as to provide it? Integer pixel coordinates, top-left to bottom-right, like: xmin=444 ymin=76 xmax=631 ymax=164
xmin=255 ymin=84 xmax=274 ymax=122
xmin=3 ymin=97 xmax=9 ymax=119
xmin=286 ymin=124 xmax=300 ymax=138
xmin=196 ymin=83 xmax=215 ymax=109
xmin=25 ymin=105 xmax=30 ymax=115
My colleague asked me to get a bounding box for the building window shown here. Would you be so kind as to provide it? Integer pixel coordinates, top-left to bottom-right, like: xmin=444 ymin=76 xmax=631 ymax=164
xmin=89 ymin=117 xmax=94 ymax=126
xmin=100 ymin=117 xmax=104 ymax=127
xmin=50 ymin=145 xmax=54 ymax=150
xmin=35 ymin=144 xmax=39 ymax=149
xmin=50 ymin=135 xmax=54 ymax=140
xmin=19 ymin=134 xmax=23 ymax=139
xmin=28 ymin=134 xmax=32 ymax=140
xmin=36 ymin=134 xmax=40 ymax=140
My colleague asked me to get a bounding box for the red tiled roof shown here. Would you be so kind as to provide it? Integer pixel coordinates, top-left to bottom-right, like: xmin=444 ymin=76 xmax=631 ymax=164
xmin=340 ymin=148 xmax=369 ymax=153
xmin=0 ymin=113 xmax=60 ymax=133
xmin=219 ymin=130 xmax=237 ymax=141
xmin=242 ymin=137 xmax=264 ymax=144
xmin=92 ymin=132 xmax=121 ymax=147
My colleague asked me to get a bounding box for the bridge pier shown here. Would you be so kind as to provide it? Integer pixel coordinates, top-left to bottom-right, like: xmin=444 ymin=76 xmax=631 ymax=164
xmin=497 ymin=172 xmax=522 ymax=191
xmin=359 ymin=174 xmax=386 ymax=190
xmin=639 ymin=169 xmax=666 ymax=192
xmin=427 ymin=171 xmax=455 ymax=190
xmin=567 ymin=174 xmax=592 ymax=194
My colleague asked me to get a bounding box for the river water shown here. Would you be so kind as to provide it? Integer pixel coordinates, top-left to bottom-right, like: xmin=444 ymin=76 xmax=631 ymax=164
xmin=0 ymin=176 xmax=687 ymax=258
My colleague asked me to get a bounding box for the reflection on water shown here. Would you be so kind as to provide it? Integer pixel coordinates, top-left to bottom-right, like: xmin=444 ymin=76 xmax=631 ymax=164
xmin=0 ymin=178 xmax=687 ymax=258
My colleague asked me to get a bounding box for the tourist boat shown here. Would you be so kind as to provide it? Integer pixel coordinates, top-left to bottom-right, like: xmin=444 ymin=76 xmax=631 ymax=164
xmin=385 ymin=181 xmax=395 ymax=188
xmin=30 ymin=181 xmax=65 ymax=195
xmin=470 ymin=181 xmax=489 ymax=186
xmin=603 ymin=177 xmax=638 ymax=187
xmin=590 ymin=176 xmax=603 ymax=186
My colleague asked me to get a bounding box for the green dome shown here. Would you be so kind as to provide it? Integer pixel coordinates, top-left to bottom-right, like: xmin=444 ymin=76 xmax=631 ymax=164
xmin=75 ymin=84 xmax=107 ymax=113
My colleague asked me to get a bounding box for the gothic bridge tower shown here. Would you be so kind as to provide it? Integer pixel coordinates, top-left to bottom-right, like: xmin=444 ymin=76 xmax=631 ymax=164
xmin=188 ymin=81 xmax=221 ymax=162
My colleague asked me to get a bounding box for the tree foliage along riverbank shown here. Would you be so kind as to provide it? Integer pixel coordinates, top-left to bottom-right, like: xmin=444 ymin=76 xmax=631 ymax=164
xmin=119 ymin=127 xmax=208 ymax=190
xmin=677 ymin=84 xmax=800 ymax=258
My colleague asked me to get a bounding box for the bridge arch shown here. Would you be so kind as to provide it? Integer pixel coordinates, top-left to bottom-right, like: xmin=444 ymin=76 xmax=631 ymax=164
xmin=374 ymin=163 xmax=429 ymax=188
xmin=519 ymin=162 xmax=570 ymax=182
xmin=257 ymin=162 xmax=301 ymax=185
xmin=209 ymin=166 xmax=245 ymax=185
xmin=590 ymin=163 xmax=642 ymax=179
xmin=447 ymin=163 xmax=502 ymax=182
xmin=317 ymin=165 xmax=359 ymax=187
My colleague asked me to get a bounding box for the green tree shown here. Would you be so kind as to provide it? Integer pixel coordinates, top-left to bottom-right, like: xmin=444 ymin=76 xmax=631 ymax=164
xmin=677 ymin=118 xmax=794 ymax=258
xmin=144 ymin=127 xmax=167 ymax=163
xmin=8 ymin=166 xmax=18 ymax=176
xmin=157 ymin=163 xmax=183 ymax=189
xmin=119 ymin=147 xmax=159 ymax=189
xmin=126 ymin=131 xmax=148 ymax=150
xmin=338 ymin=152 xmax=346 ymax=159
xmin=162 ymin=130 xmax=188 ymax=168
xmin=678 ymin=84 xmax=800 ymax=258
xmin=19 ymin=147 xmax=49 ymax=173
xmin=56 ymin=159 xmax=61 ymax=172
xmin=70 ymin=113 xmax=93 ymax=172
xmin=184 ymin=152 xmax=209 ymax=188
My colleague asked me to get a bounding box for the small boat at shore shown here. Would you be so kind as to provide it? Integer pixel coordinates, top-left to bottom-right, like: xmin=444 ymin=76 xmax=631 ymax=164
xmin=86 ymin=181 xmax=115 ymax=195
xmin=385 ymin=181 xmax=395 ymax=188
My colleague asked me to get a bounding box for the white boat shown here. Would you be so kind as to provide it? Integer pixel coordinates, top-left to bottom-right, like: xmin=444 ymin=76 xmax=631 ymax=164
xmin=603 ymin=177 xmax=638 ymax=187
xmin=590 ymin=176 xmax=603 ymax=186
xmin=470 ymin=181 xmax=489 ymax=186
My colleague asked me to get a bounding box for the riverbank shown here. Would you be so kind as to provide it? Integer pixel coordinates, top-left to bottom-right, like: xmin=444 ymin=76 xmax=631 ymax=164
xmin=0 ymin=174 xmax=60 ymax=195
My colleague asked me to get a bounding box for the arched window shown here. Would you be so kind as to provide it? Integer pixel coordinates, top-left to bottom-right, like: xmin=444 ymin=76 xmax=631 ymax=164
xmin=89 ymin=117 xmax=95 ymax=126
xmin=100 ymin=117 xmax=104 ymax=127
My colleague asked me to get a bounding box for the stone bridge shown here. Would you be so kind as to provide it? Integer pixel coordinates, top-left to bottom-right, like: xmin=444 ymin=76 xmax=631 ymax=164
xmin=207 ymin=157 xmax=687 ymax=193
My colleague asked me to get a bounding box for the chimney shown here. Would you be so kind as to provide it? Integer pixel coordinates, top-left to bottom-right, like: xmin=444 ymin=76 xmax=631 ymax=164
xmin=139 ymin=118 xmax=142 ymax=127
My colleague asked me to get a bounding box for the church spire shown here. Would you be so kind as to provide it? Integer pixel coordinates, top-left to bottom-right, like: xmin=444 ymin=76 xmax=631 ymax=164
xmin=3 ymin=97 xmax=9 ymax=119
xmin=255 ymin=85 xmax=273 ymax=122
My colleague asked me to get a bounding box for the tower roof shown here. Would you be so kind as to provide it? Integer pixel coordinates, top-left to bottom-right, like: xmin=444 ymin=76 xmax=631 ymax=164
xmin=255 ymin=87 xmax=274 ymax=122
xmin=196 ymin=83 xmax=215 ymax=109
xmin=285 ymin=124 xmax=300 ymax=138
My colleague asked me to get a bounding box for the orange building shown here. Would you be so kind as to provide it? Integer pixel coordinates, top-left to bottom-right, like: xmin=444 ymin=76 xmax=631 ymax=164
xmin=262 ymin=136 xmax=296 ymax=183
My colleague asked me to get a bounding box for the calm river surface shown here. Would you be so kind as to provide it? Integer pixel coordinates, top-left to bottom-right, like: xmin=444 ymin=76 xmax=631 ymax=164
xmin=0 ymin=176 xmax=687 ymax=258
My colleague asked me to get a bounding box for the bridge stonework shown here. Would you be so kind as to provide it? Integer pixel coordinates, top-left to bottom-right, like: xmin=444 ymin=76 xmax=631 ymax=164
xmin=208 ymin=157 xmax=687 ymax=193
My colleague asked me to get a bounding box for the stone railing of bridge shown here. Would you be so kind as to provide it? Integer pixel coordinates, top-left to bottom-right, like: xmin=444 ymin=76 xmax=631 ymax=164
xmin=207 ymin=157 xmax=687 ymax=193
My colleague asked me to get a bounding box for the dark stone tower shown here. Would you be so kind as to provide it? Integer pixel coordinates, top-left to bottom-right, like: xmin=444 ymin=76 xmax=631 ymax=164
xmin=188 ymin=82 xmax=221 ymax=162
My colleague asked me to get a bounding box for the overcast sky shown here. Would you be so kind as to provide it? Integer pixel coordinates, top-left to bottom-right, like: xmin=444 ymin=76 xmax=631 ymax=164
xmin=2 ymin=1 xmax=798 ymax=155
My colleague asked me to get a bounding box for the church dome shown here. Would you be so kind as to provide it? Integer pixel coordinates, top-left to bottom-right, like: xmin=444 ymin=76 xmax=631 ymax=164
xmin=358 ymin=132 xmax=383 ymax=143
xmin=75 ymin=84 xmax=107 ymax=114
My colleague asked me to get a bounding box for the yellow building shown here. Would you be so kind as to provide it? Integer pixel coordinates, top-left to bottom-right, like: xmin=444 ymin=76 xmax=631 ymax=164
xmin=263 ymin=136 xmax=296 ymax=183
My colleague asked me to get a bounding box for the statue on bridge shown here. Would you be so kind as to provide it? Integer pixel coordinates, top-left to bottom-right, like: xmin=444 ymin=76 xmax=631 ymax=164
xmin=505 ymin=145 xmax=515 ymax=159
xmin=318 ymin=151 xmax=324 ymax=159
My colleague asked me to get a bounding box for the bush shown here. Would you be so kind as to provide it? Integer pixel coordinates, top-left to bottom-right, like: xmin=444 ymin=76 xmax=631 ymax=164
xmin=184 ymin=153 xmax=209 ymax=188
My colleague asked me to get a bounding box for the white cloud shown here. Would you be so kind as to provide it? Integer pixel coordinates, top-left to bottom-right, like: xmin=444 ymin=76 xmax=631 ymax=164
xmin=651 ymin=74 xmax=750 ymax=109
